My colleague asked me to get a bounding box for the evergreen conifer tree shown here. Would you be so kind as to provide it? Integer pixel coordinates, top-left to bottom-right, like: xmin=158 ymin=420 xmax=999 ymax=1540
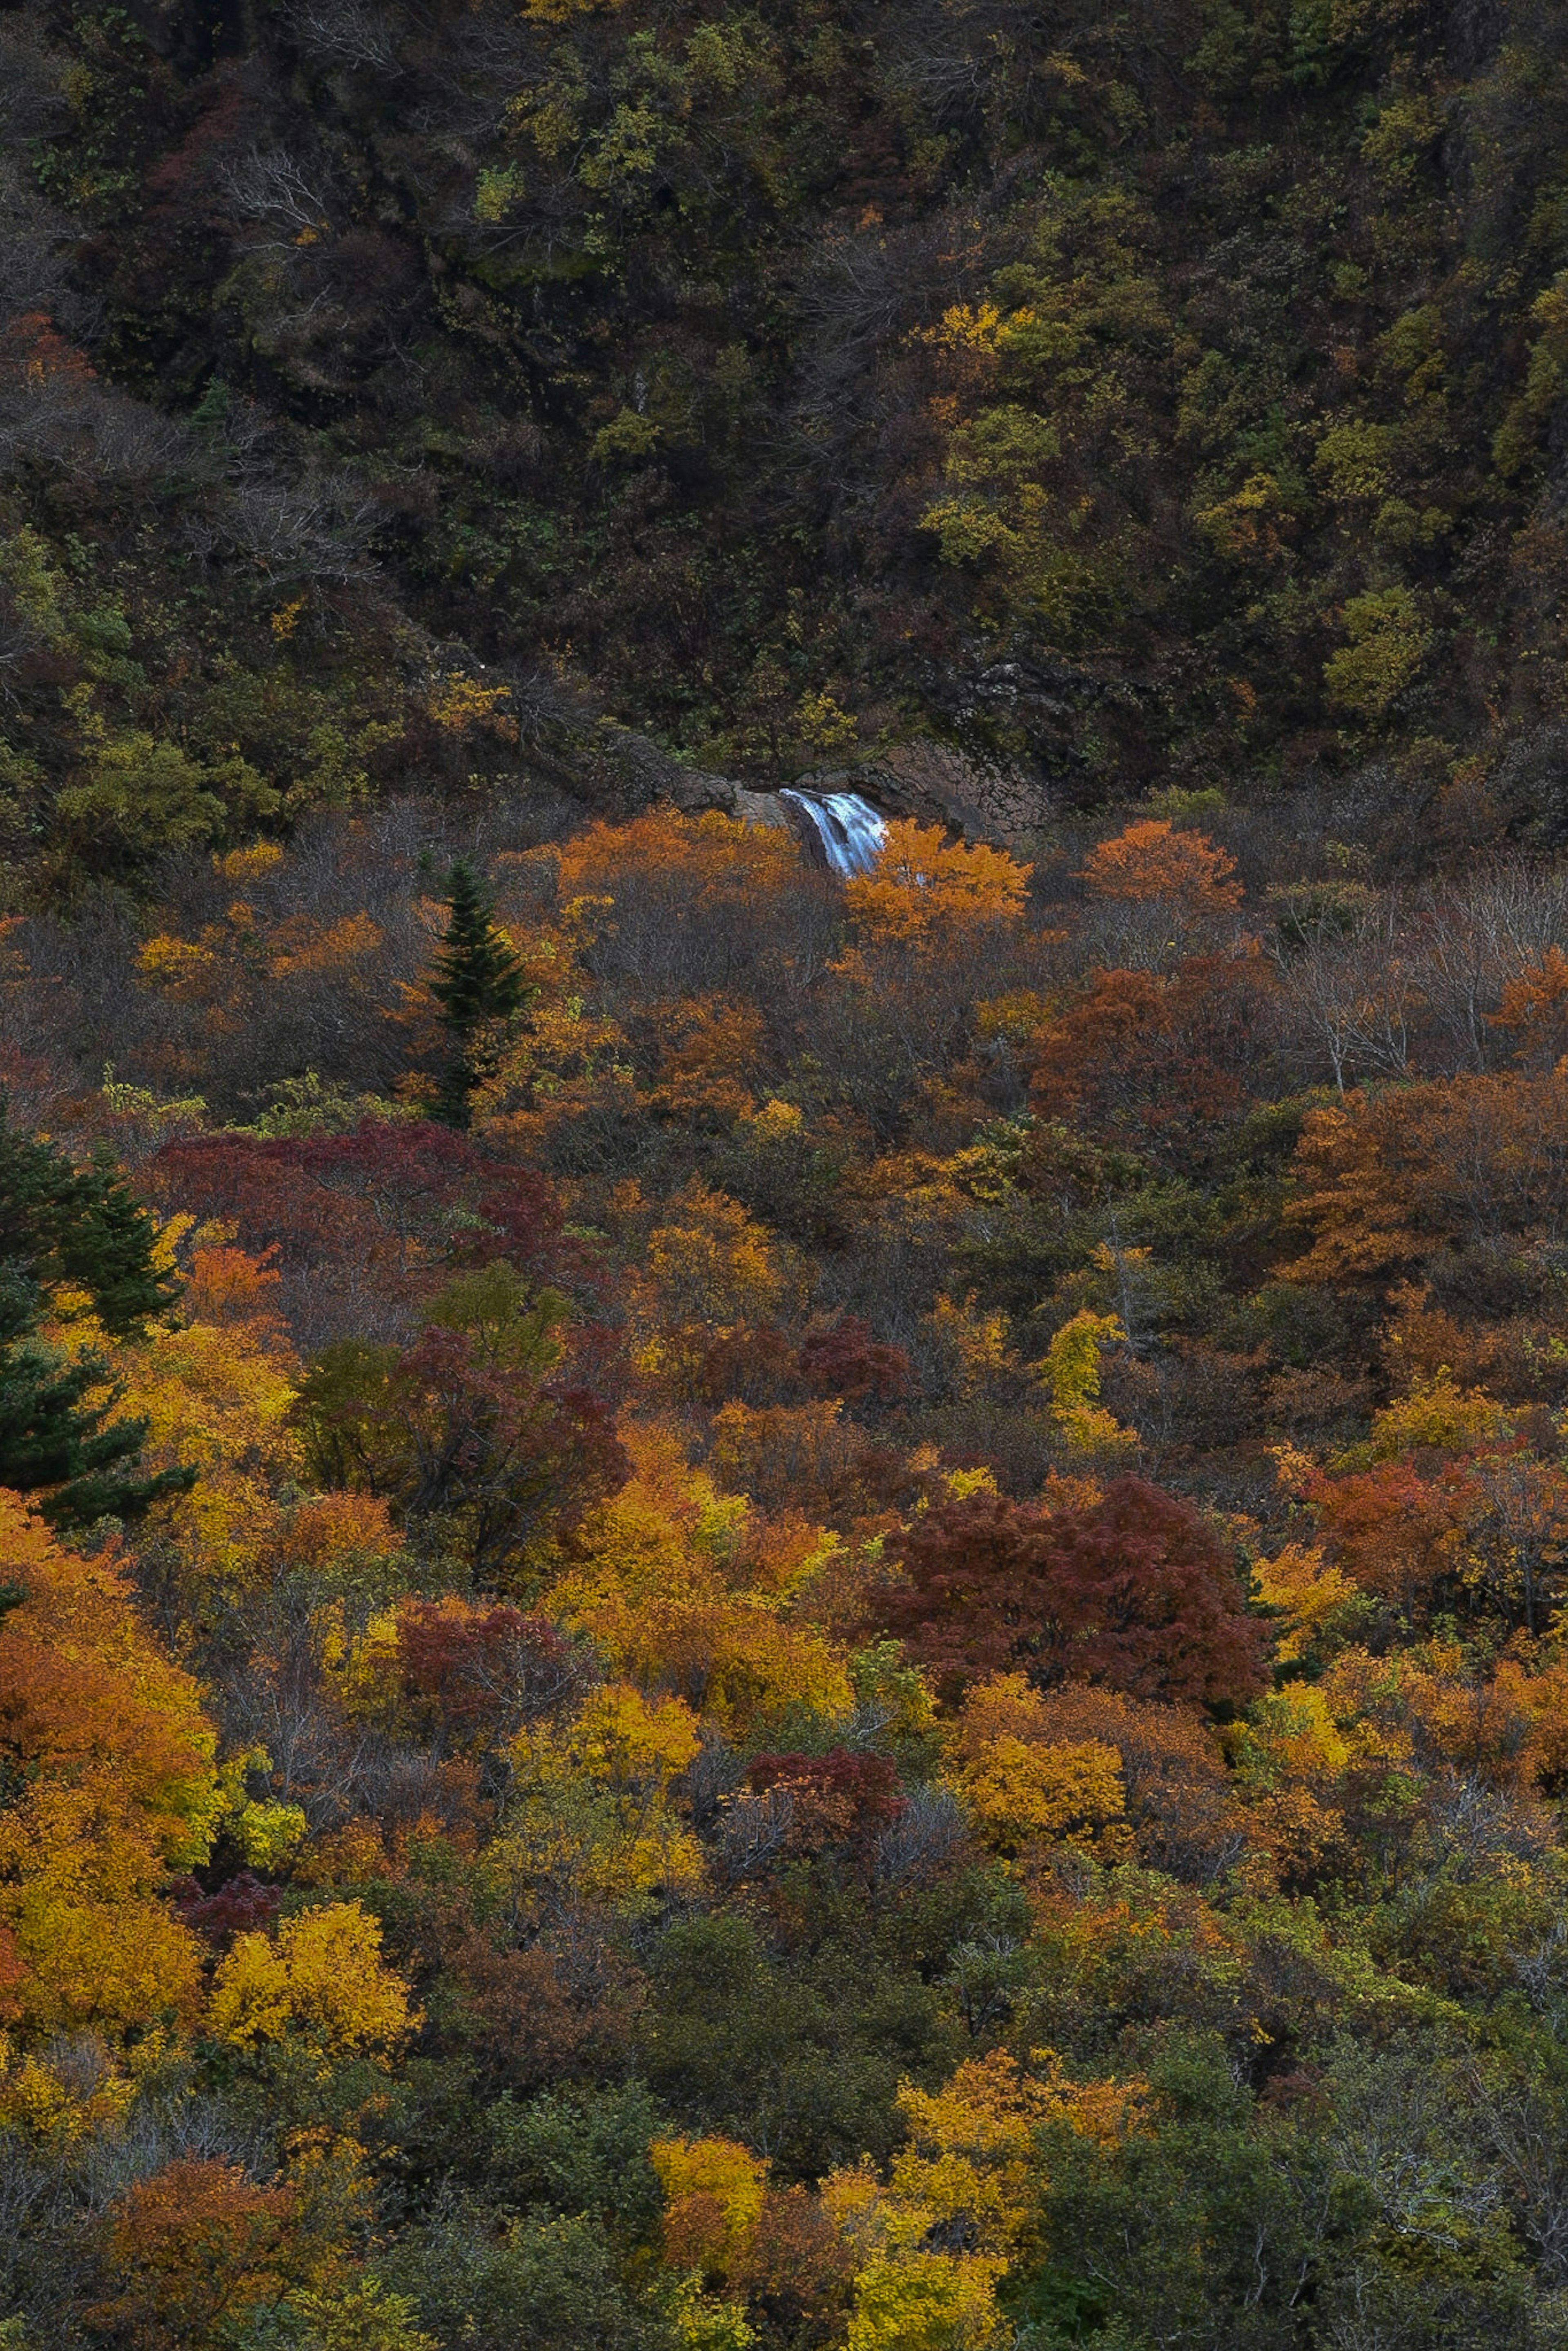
xmin=0 ymin=1097 xmax=192 ymax=1529
xmin=428 ymin=858 xmax=531 ymax=1128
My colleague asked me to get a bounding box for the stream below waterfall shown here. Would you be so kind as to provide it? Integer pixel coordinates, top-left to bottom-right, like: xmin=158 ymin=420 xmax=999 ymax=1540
xmin=778 ymin=789 xmax=887 ymax=876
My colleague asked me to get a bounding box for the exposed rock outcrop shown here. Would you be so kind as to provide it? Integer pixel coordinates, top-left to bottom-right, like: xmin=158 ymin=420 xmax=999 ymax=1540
xmin=552 ymin=714 xmax=1045 ymax=853
xmin=792 ymin=739 xmax=1051 ymax=849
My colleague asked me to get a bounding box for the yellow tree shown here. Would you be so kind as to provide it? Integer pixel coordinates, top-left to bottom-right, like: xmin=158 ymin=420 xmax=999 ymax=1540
xmin=496 ymin=1681 xmax=707 ymax=1909
xmin=50 ymin=1232 xmax=304 ymax=1606
xmin=546 ymin=1425 xmax=854 ymax=1735
xmin=944 ymin=1673 xmax=1127 ymax=1861
xmin=207 ymin=1900 xmax=416 ymax=2068
xmin=469 ymin=891 xmax=635 ymax=1158
xmin=843 ymin=821 xmax=1030 ymax=957
xmin=1035 ymin=1311 xmax=1138 ymax=1460
xmin=823 ymin=2048 xmax=1145 ymax=2351
xmin=626 ymin=1179 xmax=801 ymax=1394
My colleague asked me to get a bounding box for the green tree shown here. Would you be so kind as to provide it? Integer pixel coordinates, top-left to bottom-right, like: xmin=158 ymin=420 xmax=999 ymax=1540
xmin=385 ymin=2211 xmax=674 ymax=2351
xmin=485 ymin=2084 xmax=665 ymax=2237
xmin=0 ymin=1101 xmax=180 ymax=1335
xmin=0 ymin=1095 xmax=191 ymax=1528
xmin=427 ymin=859 xmax=531 ymax=1130
xmin=56 ymin=735 xmax=278 ymax=870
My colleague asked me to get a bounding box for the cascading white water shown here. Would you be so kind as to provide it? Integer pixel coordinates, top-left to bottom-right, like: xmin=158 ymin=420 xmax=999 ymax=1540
xmin=779 ymin=789 xmax=888 ymax=877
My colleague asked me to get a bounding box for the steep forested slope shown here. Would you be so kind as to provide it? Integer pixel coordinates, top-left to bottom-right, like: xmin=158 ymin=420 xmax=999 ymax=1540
xmin=13 ymin=809 xmax=1568 ymax=2348
xmin=6 ymin=0 xmax=1568 ymax=892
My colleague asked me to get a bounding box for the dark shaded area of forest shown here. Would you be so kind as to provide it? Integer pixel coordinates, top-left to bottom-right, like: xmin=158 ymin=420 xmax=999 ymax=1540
xmin=6 ymin=0 xmax=1568 ymax=886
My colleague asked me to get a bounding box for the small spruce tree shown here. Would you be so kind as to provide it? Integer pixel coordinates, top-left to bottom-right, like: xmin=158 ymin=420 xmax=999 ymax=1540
xmin=428 ymin=858 xmax=531 ymax=1129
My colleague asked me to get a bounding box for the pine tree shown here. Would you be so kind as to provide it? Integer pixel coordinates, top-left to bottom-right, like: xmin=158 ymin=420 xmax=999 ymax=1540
xmin=0 ymin=1096 xmax=191 ymax=1529
xmin=0 ymin=1325 xmax=189 ymax=1529
xmin=0 ymin=1111 xmax=180 ymax=1335
xmin=427 ymin=858 xmax=531 ymax=1129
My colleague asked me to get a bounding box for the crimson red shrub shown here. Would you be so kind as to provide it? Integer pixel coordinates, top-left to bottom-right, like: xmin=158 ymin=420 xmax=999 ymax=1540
xmin=876 ymin=1476 xmax=1265 ymax=1708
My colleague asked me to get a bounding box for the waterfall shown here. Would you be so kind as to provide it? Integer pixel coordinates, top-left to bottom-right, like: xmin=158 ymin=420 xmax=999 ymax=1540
xmin=779 ymin=789 xmax=888 ymax=877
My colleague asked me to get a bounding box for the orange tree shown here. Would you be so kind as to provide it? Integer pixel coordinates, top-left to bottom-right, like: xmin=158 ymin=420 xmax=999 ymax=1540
xmin=0 ymin=1491 xmax=217 ymax=2038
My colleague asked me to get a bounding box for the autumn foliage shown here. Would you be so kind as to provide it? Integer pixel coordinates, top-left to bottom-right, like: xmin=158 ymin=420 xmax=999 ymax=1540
xmin=842 ymin=818 xmax=1030 ymax=950
xmin=396 ymin=1597 xmax=572 ymax=1736
xmin=13 ymin=793 xmax=1568 ymax=2347
xmin=92 ymin=2159 xmax=295 ymax=2350
xmin=0 ymin=1493 xmax=214 ymax=2034
xmin=1079 ymin=820 xmax=1243 ymax=910
xmin=151 ymin=1120 xmax=581 ymax=1340
xmin=1028 ymin=952 xmax=1276 ymax=1170
xmin=875 ymin=1478 xmax=1265 ymax=1708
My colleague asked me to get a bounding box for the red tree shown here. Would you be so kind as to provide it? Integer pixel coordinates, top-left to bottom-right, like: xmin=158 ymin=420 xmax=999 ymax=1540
xmin=151 ymin=1120 xmax=587 ymax=1343
xmin=876 ymin=1478 xmax=1265 ymax=1707
xmin=877 ymin=1490 xmax=1056 ymax=1700
xmin=396 ymin=1598 xmax=575 ymax=1738
xmin=696 ymin=1317 xmax=913 ymax=1411
xmin=171 ymin=1872 xmax=283 ymax=1947
xmin=1036 ymin=1477 xmax=1267 ymax=1707
xmin=796 ymin=1315 xmax=913 ymax=1404
xmin=1027 ymin=953 xmax=1276 ymax=1174
xmin=746 ymin=1747 xmax=906 ymax=1853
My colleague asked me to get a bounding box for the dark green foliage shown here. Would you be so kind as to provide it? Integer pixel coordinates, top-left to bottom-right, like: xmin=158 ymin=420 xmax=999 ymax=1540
xmin=0 ymin=1330 xmax=188 ymax=1531
xmin=0 ymin=1101 xmax=178 ymax=1338
xmin=1027 ymin=2035 xmax=1545 ymax=2351
xmin=427 ymin=860 xmax=531 ymax=1130
xmin=1031 ymin=2040 xmax=1348 ymax=2350
xmin=485 ymin=2083 xmax=665 ymax=2237
xmin=429 ymin=862 xmax=530 ymax=1042
xmin=0 ymin=1099 xmax=189 ymax=1526
xmin=636 ymin=1885 xmax=1023 ymax=2180
xmin=384 ymin=2210 xmax=675 ymax=2351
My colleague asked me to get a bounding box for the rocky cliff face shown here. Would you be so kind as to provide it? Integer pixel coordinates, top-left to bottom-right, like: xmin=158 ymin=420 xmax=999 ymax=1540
xmin=589 ymin=723 xmax=1051 ymax=864
xmin=583 ymin=731 xmax=1047 ymax=856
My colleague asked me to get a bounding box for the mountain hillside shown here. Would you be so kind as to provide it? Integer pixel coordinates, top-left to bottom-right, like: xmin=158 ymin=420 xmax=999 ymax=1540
xmin=16 ymin=15 xmax=1568 ymax=2351
xmin=6 ymin=0 xmax=1568 ymax=890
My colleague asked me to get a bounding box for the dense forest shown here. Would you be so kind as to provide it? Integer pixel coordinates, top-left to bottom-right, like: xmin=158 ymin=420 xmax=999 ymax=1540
xmin=12 ymin=802 xmax=1568 ymax=2349
xmin=13 ymin=0 xmax=1568 ymax=2345
xmin=4 ymin=0 xmax=1568 ymax=858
